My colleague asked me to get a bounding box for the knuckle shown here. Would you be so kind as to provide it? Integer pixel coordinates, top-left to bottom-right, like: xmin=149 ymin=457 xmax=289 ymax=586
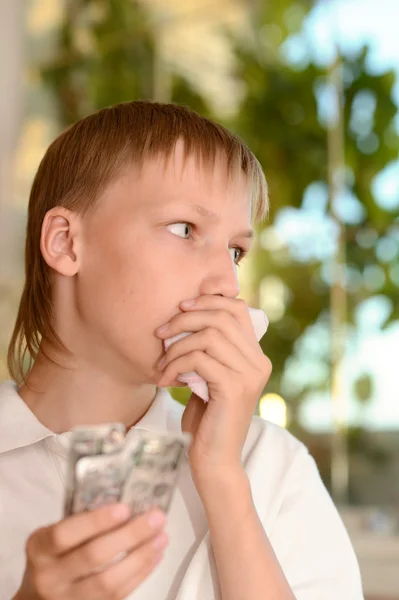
xmin=193 ymin=350 xmax=203 ymax=361
xmin=263 ymin=356 xmax=272 ymax=374
xmin=204 ymin=327 xmax=219 ymax=344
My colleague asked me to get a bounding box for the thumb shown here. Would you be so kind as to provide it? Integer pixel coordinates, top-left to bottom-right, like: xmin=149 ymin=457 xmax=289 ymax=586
xmin=181 ymin=393 xmax=206 ymax=438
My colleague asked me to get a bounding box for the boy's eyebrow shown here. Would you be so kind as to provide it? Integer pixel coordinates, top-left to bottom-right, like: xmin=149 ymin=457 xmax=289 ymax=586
xmin=177 ymin=203 xmax=254 ymax=239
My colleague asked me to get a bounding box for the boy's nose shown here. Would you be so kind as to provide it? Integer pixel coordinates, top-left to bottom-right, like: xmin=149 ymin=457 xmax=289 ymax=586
xmin=199 ymin=252 xmax=240 ymax=299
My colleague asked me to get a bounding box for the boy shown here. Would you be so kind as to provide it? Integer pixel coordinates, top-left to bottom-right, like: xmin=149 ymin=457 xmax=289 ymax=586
xmin=0 ymin=101 xmax=363 ymax=599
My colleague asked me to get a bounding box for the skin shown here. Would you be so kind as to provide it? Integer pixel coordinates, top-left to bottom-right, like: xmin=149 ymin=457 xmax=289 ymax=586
xmin=15 ymin=505 xmax=169 ymax=600
xmin=16 ymin=141 xmax=294 ymax=599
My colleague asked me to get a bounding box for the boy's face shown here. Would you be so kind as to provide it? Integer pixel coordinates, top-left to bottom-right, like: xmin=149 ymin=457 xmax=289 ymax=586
xmin=76 ymin=142 xmax=254 ymax=383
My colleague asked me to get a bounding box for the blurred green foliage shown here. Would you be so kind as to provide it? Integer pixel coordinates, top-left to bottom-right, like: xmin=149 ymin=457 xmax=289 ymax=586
xmin=228 ymin=29 xmax=399 ymax=431
xmin=39 ymin=0 xmax=211 ymax=125
xmin=40 ymin=0 xmax=155 ymax=122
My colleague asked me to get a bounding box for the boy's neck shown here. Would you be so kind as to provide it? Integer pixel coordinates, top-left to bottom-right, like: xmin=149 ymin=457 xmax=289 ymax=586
xmin=18 ymin=353 xmax=158 ymax=434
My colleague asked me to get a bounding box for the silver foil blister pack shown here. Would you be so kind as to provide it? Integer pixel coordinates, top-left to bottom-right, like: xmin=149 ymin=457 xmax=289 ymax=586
xmin=64 ymin=424 xmax=191 ymax=519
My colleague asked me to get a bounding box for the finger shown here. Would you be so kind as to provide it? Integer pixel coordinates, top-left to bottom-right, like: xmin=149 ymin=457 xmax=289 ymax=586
xmin=27 ymin=503 xmax=132 ymax=566
xmin=158 ymin=349 xmax=228 ymax=388
xmin=181 ymin=296 xmax=253 ymax=333
xmin=158 ymin=310 xmax=259 ymax=361
xmin=181 ymin=392 xmax=207 ymax=438
xmin=70 ymin=531 xmax=169 ymax=600
xmin=158 ymin=327 xmax=252 ymax=373
xmin=52 ymin=509 xmax=166 ymax=585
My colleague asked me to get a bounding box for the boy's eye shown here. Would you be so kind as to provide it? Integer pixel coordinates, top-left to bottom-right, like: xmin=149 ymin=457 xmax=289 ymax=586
xmin=166 ymin=223 xmax=247 ymax=266
xmin=230 ymin=247 xmax=246 ymax=265
xmin=166 ymin=222 xmax=192 ymax=238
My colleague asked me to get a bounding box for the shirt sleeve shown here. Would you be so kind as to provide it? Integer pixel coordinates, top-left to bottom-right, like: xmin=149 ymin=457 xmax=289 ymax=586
xmin=268 ymin=444 xmax=364 ymax=600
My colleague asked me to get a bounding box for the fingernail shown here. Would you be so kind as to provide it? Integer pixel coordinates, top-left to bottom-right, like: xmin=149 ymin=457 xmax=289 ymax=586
xmin=148 ymin=510 xmax=166 ymax=528
xmin=180 ymin=299 xmax=195 ymax=308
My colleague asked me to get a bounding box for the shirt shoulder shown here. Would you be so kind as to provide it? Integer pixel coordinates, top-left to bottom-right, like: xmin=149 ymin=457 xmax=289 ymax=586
xmin=0 ymin=380 xmax=19 ymax=403
xmin=0 ymin=381 xmax=54 ymax=454
xmin=244 ymin=417 xmax=363 ymax=599
xmin=243 ymin=413 xmax=330 ymax=525
xmin=244 ymin=413 xmax=306 ymax=472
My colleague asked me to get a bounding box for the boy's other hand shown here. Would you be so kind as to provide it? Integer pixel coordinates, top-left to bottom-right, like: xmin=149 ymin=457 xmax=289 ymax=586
xmin=155 ymin=295 xmax=272 ymax=485
xmin=14 ymin=503 xmax=168 ymax=600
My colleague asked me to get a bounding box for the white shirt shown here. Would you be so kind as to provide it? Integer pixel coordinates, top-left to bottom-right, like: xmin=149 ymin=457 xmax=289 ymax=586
xmin=0 ymin=380 xmax=364 ymax=599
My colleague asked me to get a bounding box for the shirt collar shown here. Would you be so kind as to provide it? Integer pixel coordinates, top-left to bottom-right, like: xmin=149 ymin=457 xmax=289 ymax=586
xmin=0 ymin=380 xmax=177 ymax=456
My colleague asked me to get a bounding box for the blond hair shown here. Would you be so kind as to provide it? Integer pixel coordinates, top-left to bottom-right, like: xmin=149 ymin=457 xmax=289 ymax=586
xmin=8 ymin=100 xmax=269 ymax=384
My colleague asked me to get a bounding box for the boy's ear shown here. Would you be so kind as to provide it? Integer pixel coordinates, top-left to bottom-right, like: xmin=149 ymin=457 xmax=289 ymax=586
xmin=40 ymin=207 xmax=82 ymax=276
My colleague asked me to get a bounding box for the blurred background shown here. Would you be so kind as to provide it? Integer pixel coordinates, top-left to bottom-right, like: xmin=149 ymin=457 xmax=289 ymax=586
xmin=0 ymin=0 xmax=398 ymax=597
